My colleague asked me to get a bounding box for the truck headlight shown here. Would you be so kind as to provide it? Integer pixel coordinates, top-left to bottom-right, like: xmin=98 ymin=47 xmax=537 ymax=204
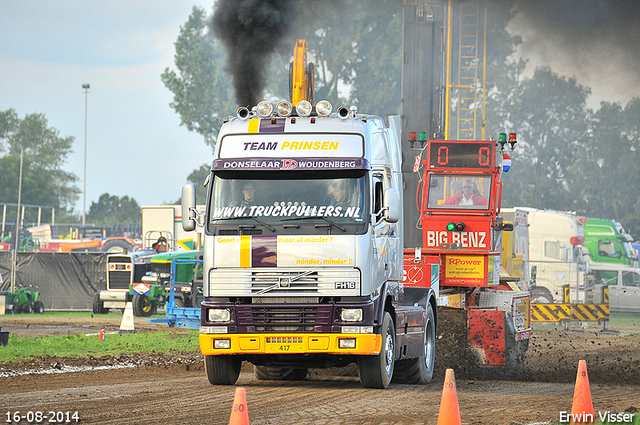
xmin=208 ymin=308 xmax=231 ymax=323
xmin=214 ymin=339 xmax=231 ymax=349
xmin=316 ymin=100 xmax=332 ymax=117
xmin=296 ymin=100 xmax=312 ymax=117
xmin=340 ymin=308 xmax=363 ymax=322
xmin=276 ymin=100 xmax=293 ymax=117
xmin=257 ymin=100 xmax=273 ymax=118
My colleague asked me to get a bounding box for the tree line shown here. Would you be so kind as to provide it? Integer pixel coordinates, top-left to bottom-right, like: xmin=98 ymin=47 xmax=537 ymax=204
xmin=0 ymin=109 xmax=141 ymax=232
xmin=2 ymin=1 xmax=640 ymax=239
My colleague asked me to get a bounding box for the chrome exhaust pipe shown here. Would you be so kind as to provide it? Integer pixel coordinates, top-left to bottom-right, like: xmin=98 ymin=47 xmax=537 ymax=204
xmin=237 ymin=107 xmax=250 ymax=120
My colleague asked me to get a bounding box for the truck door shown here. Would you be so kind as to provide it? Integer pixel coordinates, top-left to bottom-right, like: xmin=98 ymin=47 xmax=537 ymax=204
xmin=372 ymin=172 xmax=396 ymax=282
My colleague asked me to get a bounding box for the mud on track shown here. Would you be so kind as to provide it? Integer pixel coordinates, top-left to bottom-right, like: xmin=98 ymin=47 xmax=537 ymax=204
xmin=1 ymin=315 xmax=640 ymax=424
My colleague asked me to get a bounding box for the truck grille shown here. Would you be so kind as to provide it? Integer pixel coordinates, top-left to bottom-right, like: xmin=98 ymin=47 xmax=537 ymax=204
xmin=107 ymin=255 xmax=133 ymax=290
xmin=236 ymin=305 xmax=333 ymax=332
xmin=208 ymin=268 xmax=360 ymax=297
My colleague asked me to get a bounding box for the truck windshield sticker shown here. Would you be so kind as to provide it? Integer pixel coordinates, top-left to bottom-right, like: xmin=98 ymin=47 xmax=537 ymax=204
xmin=209 ymin=176 xmax=366 ymax=223
xmin=212 ymin=204 xmax=362 ymax=220
xmin=214 ymin=234 xmax=355 ymax=268
xmin=426 ymin=175 xmax=492 ymax=210
xmin=218 ymin=133 xmax=364 ymax=159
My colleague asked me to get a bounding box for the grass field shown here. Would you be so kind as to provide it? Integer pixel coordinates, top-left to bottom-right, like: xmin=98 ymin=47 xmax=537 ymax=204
xmin=0 ymin=329 xmax=199 ymax=363
xmin=0 ymin=310 xmax=199 ymax=363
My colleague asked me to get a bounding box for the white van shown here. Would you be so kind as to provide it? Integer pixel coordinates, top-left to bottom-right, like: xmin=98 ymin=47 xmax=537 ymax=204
xmin=590 ymin=265 xmax=640 ymax=313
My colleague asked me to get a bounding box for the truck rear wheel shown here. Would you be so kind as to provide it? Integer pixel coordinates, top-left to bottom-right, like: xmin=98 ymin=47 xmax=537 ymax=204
xmin=531 ymin=287 xmax=554 ymax=304
xmin=358 ymin=311 xmax=395 ymax=389
xmin=393 ymin=303 xmax=435 ymax=384
xmin=254 ymin=366 xmax=307 ymax=381
xmin=132 ymin=294 xmax=157 ymax=317
xmin=204 ymin=355 xmax=241 ymax=385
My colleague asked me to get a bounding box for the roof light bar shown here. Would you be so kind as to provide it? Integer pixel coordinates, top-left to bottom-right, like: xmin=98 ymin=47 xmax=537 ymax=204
xmin=315 ymin=100 xmax=332 ymax=117
xmin=296 ymin=100 xmax=312 ymax=117
xmin=256 ymin=101 xmax=273 ymax=118
xmin=276 ymin=101 xmax=293 ymax=117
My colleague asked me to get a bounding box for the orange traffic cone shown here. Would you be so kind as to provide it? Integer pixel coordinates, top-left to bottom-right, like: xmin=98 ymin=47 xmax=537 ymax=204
xmin=228 ymin=387 xmax=249 ymax=425
xmin=569 ymin=360 xmax=595 ymax=425
xmin=436 ymin=369 xmax=461 ymax=425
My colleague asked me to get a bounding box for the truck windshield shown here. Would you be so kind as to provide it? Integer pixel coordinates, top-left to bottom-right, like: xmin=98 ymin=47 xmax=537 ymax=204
xmin=426 ymin=174 xmax=491 ymax=210
xmin=208 ymin=173 xmax=367 ymax=225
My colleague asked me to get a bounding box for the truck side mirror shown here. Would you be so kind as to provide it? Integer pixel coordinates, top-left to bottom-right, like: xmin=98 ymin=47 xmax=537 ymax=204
xmin=383 ymin=188 xmax=400 ymax=223
xmin=559 ymin=247 xmax=568 ymax=261
xmin=182 ymin=183 xmax=197 ymax=232
xmin=530 ymin=265 xmax=537 ymax=284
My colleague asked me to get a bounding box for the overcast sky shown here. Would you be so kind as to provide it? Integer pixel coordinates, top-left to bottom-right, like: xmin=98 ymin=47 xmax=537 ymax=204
xmin=2 ymin=0 xmax=639 ymax=215
xmin=0 ymin=0 xmax=213 ymax=212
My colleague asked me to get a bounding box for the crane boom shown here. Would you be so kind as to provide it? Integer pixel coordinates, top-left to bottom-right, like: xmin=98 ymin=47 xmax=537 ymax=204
xmin=290 ymin=39 xmax=314 ymax=105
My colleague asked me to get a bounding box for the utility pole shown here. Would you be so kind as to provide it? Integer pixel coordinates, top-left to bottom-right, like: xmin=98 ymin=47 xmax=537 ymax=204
xmin=10 ymin=147 xmax=24 ymax=293
xmin=82 ymin=83 xmax=90 ymax=229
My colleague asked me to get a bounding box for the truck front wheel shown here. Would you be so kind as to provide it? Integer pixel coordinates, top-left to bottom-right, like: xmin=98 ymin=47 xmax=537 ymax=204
xmin=393 ymin=303 xmax=435 ymax=384
xmin=204 ymin=355 xmax=241 ymax=385
xmin=132 ymin=294 xmax=157 ymax=317
xmin=358 ymin=311 xmax=395 ymax=389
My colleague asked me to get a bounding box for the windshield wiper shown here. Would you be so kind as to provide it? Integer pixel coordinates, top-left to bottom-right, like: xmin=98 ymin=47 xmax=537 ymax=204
xmin=211 ymin=215 xmax=275 ymax=232
xmin=282 ymin=216 xmax=346 ymax=232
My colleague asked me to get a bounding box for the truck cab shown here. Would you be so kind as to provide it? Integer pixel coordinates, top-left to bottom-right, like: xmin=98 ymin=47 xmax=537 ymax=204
xmin=183 ymin=102 xmax=437 ymax=388
xmin=515 ymin=208 xmax=590 ymax=304
xmin=584 ymin=218 xmax=638 ymax=267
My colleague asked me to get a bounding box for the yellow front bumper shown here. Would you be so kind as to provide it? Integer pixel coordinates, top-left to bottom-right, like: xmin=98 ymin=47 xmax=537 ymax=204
xmin=199 ymin=333 xmax=382 ymax=356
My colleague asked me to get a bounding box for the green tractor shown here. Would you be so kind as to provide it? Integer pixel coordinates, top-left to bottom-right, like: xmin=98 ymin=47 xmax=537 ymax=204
xmin=7 ymin=287 xmax=44 ymax=314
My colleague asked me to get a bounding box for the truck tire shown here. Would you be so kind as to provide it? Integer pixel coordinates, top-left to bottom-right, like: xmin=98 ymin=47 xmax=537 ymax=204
xmin=531 ymin=287 xmax=554 ymax=304
xmin=191 ymin=283 xmax=204 ymax=308
xmin=393 ymin=303 xmax=435 ymax=384
xmin=22 ymin=302 xmax=33 ymax=314
xmin=254 ymin=366 xmax=308 ymax=381
xmin=92 ymin=293 xmax=109 ymax=314
xmin=204 ymin=355 xmax=241 ymax=385
xmin=101 ymin=239 xmax=135 ymax=254
xmin=132 ymin=294 xmax=157 ymax=317
xmin=33 ymin=301 xmax=45 ymax=314
xmin=10 ymin=304 xmax=21 ymax=314
xmin=358 ymin=311 xmax=395 ymax=389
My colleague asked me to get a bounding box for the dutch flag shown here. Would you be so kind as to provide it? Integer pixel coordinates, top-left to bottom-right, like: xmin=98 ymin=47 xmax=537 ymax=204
xmin=502 ymin=154 xmax=511 ymax=172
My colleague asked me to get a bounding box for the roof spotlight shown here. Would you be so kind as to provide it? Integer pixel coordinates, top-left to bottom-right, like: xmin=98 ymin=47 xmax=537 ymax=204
xmin=315 ymin=100 xmax=332 ymax=117
xmin=256 ymin=101 xmax=273 ymax=118
xmin=276 ymin=100 xmax=293 ymax=117
xmin=296 ymin=100 xmax=312 ymax=117
xmin=337 ymin=106 xmax=349 ymax=119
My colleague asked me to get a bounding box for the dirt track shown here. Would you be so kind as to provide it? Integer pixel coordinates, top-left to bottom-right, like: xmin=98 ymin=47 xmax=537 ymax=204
xmin=1 ymin=316 xmax=639 ymax=424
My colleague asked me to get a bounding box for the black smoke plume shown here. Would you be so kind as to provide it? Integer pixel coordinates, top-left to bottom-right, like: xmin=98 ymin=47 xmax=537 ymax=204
xmin=211 ymin=0 xmax=297 ymax=108
xmin=510 ymin=0 xmax=640 ymax=104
